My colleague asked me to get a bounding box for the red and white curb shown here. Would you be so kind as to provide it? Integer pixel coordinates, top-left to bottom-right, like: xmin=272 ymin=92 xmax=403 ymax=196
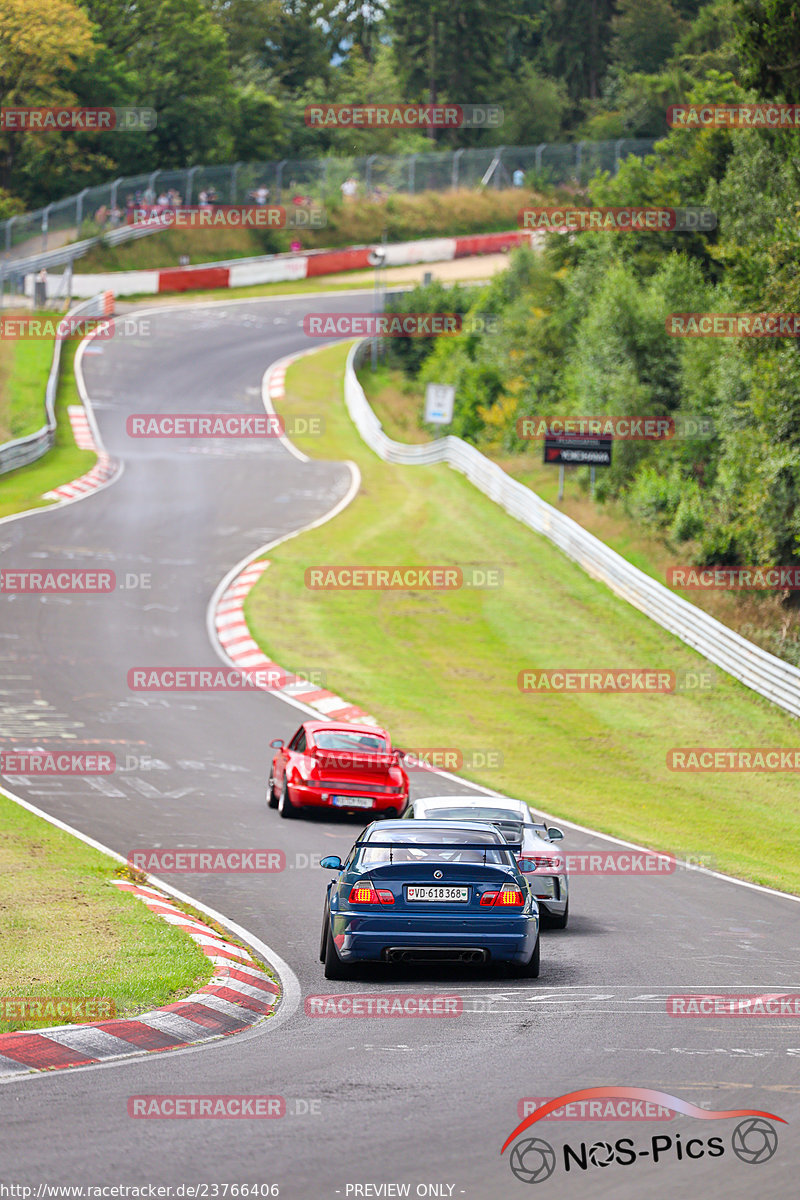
xmin=43 ymin=405 xmax=117 ymax=502
xmin=0 ymin=880 xmax=279 ymax=1079
xmin=215 ymin=559 xmax=376 ymax=724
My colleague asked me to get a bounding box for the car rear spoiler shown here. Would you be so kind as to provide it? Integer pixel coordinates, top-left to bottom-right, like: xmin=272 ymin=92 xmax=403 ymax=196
xmin=354 ymin=839 xmax=514 ymax=859
xmin=488 ymin=819 xmax=524 ymax=847
xmin=314 ymin=748 xmax=397 ymax=769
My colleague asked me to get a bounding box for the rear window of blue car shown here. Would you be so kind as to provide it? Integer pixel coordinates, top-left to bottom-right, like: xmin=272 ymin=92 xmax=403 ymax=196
xmin=356 ymin=827 xmax=513 ymax=866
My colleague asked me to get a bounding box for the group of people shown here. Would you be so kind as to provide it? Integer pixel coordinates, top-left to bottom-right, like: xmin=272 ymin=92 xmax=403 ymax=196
xmin=119 ymin=185 xmax=226 ymax=223
xmin=93 ymin=204 xmax=123 ymax=228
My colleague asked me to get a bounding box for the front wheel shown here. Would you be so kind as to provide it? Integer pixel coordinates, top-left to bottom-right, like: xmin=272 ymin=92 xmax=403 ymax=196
xmin=324 ymin=926 xmax=353 ymax=980
xmin=278 ymin=781 xmax=297 ymax=819
xmin=319 ymin=904 xmax=329 ymax=962
xmin=267 ymin=769 xmax=278 ymax=809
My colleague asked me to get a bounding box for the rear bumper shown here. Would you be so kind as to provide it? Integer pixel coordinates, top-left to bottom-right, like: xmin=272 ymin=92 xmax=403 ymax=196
xmin=289 ymin=782 xmax=406 ymax=814
xmin=522 ymin=874 xmax=568 ymax=916
xmin=331 ymin=912 xmax=539 ymax=965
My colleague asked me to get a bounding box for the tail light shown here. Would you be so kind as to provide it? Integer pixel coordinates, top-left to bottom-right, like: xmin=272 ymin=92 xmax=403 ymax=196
xmin=348 ymin=880 xmax=394 ymax=905
xmin=480 ymin=887 xmax=525 ymax=907
xmin=519 ymin=855 xmax=563 ymax=872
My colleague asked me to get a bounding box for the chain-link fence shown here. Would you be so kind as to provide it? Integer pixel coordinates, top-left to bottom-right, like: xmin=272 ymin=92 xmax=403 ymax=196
xmin=1 ymin=139 xmax=656 ymax=261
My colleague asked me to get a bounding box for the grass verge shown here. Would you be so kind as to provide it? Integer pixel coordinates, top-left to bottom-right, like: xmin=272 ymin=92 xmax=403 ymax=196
xmin=244 ymin=341 xmax=800 ymax=895
xmin=0 ymin=338 xmax=96 ymax=520
xmin=0 ymin=311 xmax=59 ymax=443
xmin=0 ymin=791 xmax=214 ymax=1034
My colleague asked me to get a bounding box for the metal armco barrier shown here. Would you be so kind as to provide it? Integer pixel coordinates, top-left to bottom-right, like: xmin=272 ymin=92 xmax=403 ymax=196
xmin=0 ymin=293 xmax=111 ymax=476
xmin=0 ymin=220 xmax=164 ymax=302
xmin=345 ymin=340 xmax=800 ymax=721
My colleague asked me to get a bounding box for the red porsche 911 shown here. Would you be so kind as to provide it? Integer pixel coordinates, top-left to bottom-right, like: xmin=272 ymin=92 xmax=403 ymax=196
xmin=268 ymin=721 xmax=409 ymax=819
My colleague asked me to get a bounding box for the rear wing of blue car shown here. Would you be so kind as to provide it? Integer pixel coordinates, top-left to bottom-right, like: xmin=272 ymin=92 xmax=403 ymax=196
xmin=352 ymin=839 xmax=518 ymax=864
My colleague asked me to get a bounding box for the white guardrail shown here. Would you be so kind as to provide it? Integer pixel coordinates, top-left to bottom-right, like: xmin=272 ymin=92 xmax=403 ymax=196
xmin=345 ymin=339 xmax=800 ymax=721
xmin=0 ymin=292 xmax=111 ymax=475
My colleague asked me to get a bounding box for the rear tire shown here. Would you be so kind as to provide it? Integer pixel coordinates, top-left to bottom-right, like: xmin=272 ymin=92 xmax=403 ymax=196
xmin=548 ymin=900 xmax=569 ymax=930
xmin=509 ymin=934 xmax=540 ymax=978
xmin=324 ymin=926 xmax=352 ymax=980
xmin=267 ymin=770 xmax=278 ymax=809
xmin=278 ymin=780 xmax=297 ymax=819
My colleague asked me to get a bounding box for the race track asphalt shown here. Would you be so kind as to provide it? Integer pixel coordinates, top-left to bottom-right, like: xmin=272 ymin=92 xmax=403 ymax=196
xmin=1 ymin=291 xmax=798 ymax=1198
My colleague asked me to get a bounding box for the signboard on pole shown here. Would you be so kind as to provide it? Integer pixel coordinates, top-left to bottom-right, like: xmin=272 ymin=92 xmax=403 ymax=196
xmin=543 ymin=435 xmax=612 ymax=467
xmin=425 ymin=383 xmax=455 ymax=425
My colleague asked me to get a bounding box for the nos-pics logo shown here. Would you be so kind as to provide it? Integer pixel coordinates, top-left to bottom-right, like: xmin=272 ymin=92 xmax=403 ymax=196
xmin=501 ymin=1087 xmax=783 ymax=1183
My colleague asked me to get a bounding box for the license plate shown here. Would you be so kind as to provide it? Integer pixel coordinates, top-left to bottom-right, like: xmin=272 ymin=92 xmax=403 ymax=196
xmin=533 ymin=877 xmax=555 ymax=897
xmin=331 ymin=795 xmax=373 ymax=808
xmin=406 ymin=885 xmax=469 ymax=902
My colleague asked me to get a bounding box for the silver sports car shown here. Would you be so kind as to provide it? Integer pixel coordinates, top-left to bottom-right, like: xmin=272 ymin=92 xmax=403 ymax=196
xmin=406 ymin=794 xmax=569 ymax=928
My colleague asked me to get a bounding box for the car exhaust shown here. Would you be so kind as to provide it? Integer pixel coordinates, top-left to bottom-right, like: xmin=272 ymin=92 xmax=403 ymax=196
xmin=385 ymin=947 xmax=488 ymax=964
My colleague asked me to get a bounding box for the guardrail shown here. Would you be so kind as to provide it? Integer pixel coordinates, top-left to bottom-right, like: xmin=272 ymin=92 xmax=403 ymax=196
xmin=0 ymin=293 xmax=111 ymax=476
xmin=0 ymin=220 xmax=166 ymax=302
xmin=345 ymin=340 xmax=800 ymax=722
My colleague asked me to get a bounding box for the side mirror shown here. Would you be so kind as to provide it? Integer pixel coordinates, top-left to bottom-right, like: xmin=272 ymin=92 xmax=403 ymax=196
xmin=517 ymin=858 xmax=538 ymax=873
xmin=547 ymin=827 xmax=564 ymax=840
xmin=270 ymin=738 xmax=284 ymax=750
xmin=319 ymin=855 xmax=343 ymax=871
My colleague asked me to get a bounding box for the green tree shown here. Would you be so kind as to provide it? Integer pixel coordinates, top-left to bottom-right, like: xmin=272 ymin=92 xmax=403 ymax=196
xmin=390 ymin=0 xmax=506 ymax=141
xmin=82 ymin=0 xmax=236 ymax=165
xmin=610 ymin=0 xmax=685 ymax=76
xmin=737 ymin=0 xmax=800 ymax=101
xmin=499 ymin=63 xmax=569 ymax=144
xmin=0 ymin=0 xmax=97 ymax=193
xmin=260 ymin=0 xmax=335 ymax=90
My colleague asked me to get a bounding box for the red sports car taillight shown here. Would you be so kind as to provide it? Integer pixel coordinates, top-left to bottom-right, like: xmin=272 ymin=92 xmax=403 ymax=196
xmin=480 ymin=887 xmax=525 ymax=907
xmin=348 ymin=880 xmax=394 ymax=905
